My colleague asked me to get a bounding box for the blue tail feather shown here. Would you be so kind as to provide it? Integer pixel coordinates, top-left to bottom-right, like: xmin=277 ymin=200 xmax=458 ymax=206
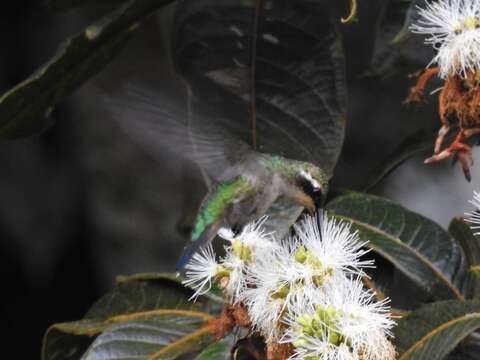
xmin=176 ymin=240 xmax=205 ymax=271
xmin=176 ymin=223 xmax=220 ymax=272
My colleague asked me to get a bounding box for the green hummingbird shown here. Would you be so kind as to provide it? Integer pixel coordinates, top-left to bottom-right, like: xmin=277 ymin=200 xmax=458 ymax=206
xmin=104 ymin=85 xmax=330 ymax=270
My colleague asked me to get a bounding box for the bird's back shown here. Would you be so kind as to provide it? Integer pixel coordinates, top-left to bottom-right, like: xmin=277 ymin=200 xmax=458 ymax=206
xmin=191 ymin=175 xmax=253 ymax=242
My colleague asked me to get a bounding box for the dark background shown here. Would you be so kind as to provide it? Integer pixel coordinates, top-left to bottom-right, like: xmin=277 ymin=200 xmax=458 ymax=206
xmin=1 ymin=1 xmax=479 ymax=358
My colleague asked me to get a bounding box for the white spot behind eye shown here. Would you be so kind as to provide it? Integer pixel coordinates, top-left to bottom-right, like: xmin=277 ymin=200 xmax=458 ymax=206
xmin=299 ymin=170 xmax=320 ymax=190
xmin=262 ymin=33 xmax=279 ymax=44
xmin=229 ymin=25 xmax=244 ymax=37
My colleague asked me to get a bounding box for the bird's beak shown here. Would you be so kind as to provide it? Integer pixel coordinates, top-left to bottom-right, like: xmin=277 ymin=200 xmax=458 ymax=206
xmin=312 ymin=188 xmax=323 ymax=209
xmin=313 ymin=189 xmax=324 ymax=239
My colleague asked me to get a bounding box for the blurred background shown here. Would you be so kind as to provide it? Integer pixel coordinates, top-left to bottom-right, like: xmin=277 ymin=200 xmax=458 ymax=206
xmin=1 ymin=0 xmax=479 ymax=358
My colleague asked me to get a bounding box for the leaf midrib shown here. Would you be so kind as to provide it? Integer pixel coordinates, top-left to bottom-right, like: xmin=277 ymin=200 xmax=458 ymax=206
xmin=146 ymin=325 xmax=215 ymax=360
xmin=399 ymin=313 xmax=480 ymax=360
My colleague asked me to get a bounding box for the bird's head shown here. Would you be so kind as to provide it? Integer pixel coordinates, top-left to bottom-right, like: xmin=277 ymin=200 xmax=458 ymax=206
xmin=295 ymin=164 xmax=329 ymax=211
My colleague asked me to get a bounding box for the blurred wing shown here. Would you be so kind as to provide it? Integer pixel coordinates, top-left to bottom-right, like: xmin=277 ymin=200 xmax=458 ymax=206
xmin=262 ymin=199 xmax=304 ymax=240
xmin=101 ymin=84 xmax=253 ymax=182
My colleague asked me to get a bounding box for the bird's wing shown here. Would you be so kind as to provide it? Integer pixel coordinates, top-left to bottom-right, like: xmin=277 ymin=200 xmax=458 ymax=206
xmin=262 ymin=198 xmax=305 ymax=240
xmin=101 ymin=83 xmax=253 ymax=183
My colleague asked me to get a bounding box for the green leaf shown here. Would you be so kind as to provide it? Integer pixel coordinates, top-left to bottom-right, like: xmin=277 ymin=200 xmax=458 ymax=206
xmin=173 ymin=0 xmax=347 ymax=176
xmin=449 ymin=217 xmax=480 ymax=298
xmin=85 ymin=275 xmax=209 ymax=320
xmin=116 ymin=272 xmax=225 ymax=305
xmin=81 ymin=313 xmax=215 ymax=360
xmin=392 ymin=0 xmax=426 ymax=44
xmin=194 ymin=333 xmax=263 ymax=360
xmin=395 ymin=300 xmax=480 ymax=360
xmin=366 ymin=0 xmax=431 ymax=77
xmin=42 ymin=273 xmax=217 ymax=360
xmin=195 ymin=335 xmax=236 ymax=360
xmin=0 ymin=0 xmax=174 ymax=139
xmin=366 ymin=0 xmax=411 ymax=76
xmin=42 ymin=320 xmax=105 ymax=360
xmin=447 ymin=334 xmax=480 ymax=360
xmin=116 ymin=272 xmax=183 ymax=284
xmin=327 ymin=192 xmax=467 ymax=300
xmin=364 ymin=129 xmax=436 ymax=191
xmin=364 ymin=129 xmax=457 ymax=191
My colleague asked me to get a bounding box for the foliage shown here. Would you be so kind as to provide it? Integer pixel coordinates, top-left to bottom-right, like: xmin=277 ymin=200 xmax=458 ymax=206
xmin=42 ymin=273 xmax=222 ymax=360
xmin=0 ymin=0 xmax=176 ymax=139
xmin=41 ymin=205 xmax=480 ymax=359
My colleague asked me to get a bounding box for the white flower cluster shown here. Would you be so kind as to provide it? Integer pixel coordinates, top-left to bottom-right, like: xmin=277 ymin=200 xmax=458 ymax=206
xmin=411 ymin=0 xmax=480 ymax=78
xmin=465 ymin=191 xmax=480 ymax=235
xmin=282 ymin=279 xmax=395 ymax=360
xmin=183 ymin=214 xmax=396 ymax=360
xmin=183 ymin=217 xmax=276 ymax=301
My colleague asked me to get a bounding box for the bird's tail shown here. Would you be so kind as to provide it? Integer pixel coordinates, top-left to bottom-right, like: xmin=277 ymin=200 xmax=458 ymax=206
xmin=176 ymin=222 xmax=220 ymax=272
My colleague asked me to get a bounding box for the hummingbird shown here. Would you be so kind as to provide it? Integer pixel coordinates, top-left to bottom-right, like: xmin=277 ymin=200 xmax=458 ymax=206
xmin=103 ymin=85 xmax=330 ymax=270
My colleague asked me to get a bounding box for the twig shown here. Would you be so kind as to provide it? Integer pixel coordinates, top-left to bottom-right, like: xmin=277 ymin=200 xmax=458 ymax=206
xmin=250 ymin=0 xmax=264 ymax=150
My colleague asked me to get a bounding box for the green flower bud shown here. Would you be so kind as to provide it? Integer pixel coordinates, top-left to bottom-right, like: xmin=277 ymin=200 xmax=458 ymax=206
xmin=271 ymin=283 xmax=290 ymax=299
xmin=306 ymin=253 xmax=323 ymax=269
xmin=295 ymin=245 xmax=308 ymax=263
xmin=231 ymin=240 xmax=253 ymax=263
xmin=312 ymin=274 xmax=325 ymax=287
xmin=293 ymin=338 xmax=307 ymax=348
xmin=326 ymin=304 xmax=337 ymax=316
xmin=215 ymin=265 xmax=231 ymax=278
xmin=329 ymin=331 xmax=341 ymax=346
xmin=297 ymin=314 xmax=312 ymax=327
xmin=464 ymin=16 xmax=480 ymax=30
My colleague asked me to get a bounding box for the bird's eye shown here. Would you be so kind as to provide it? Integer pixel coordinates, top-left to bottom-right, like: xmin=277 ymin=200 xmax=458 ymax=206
xmin=297 ymin=171 xmax=323 ymax=208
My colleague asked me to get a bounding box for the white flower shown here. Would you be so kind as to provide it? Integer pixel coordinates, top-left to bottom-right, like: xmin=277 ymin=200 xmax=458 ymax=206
xmin=325 ymin=279 xmax=395 ymax=358
xmin=183 ymin=217 xmax=278 ymax=302
xmin=182 ymin=245 xmax=222 ymax=300
xmin=282 ymin=278 xmax=396 ymax=360
xmin=295 ymin=214 xmax=374 ymax=276
xmin=241 ymin=214 xmax=372 ymax=341
xmin=465 ymin=190 xmax=480 ymax=235
xmin=224 ymin=216 xmax=278 ymax=257
xmin=221 ymin=216 xmax=278 ymax=301
xmin=242 ymin=246 xmax=328 ymax=340
xmin=241 ymin=282 xmax=287 ymax=340
xmin=411 ymin=0 xmax=480 ymax=78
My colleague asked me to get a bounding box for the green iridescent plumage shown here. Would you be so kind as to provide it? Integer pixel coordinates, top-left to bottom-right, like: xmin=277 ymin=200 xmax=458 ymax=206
xmin=191 ymin=176 xmax=252 ymax=241
xmin=263 ymin=155 xmax=329 ymax=188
